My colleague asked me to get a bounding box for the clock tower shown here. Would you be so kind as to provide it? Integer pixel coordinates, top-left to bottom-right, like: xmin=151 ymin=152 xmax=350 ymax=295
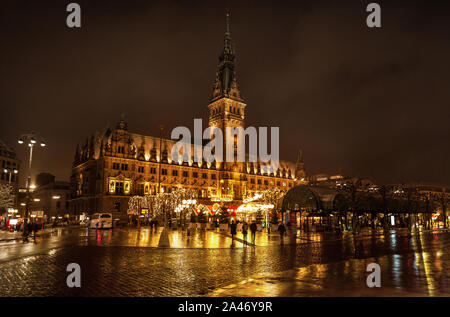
xmin=207 ymin=13 xmax=248 ymax=200
xmin=208 ymin=13 xmax=246 ymax=171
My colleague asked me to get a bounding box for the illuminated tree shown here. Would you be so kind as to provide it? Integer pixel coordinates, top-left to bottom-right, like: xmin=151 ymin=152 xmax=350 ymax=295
xmin=128 ymin=195 xmax=157 ymax=218
xmin=260 ymin=188 xmax=286 ymax=210
xmin=260 ymin=188 xmax=286 ymax=224
xmin=128 ymin=188 xmax=198 ymax=222
xmin=0 ymin=183 xmax=14 ymax=212
xmin=170 ymin=188 xmax=197 ymax=209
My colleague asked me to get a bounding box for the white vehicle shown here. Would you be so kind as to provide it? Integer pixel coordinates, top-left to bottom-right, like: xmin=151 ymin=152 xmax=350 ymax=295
xmin=89 ymin=213 xmax=113 ymax=229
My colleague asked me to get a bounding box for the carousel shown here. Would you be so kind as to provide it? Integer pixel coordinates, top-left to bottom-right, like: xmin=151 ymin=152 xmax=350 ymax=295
xmin=235 ymin=202 xmax=275 ymax=227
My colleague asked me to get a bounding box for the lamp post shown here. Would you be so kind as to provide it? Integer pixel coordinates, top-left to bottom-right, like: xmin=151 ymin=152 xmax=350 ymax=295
xmin=156 ymin=125 xmax=171 ymax=247
xmin=3 ymin=167 xmax=18 ymax=184
xmin=17 ymin=132 xmax=46 ymax=220
xmin=441 ymin=189 xmax=447 ymax=229
xmin=3 ymin=168 xmax=18 ymax=224
xmin=51 ymin=195 xmax=61 ymax=230
xmin=157 ymin=125 xmax=164 ymax=195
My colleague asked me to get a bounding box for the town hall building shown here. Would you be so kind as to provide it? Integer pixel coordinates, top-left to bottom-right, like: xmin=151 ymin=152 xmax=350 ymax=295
xmin=70 ymin=14 xmax=306 ymax=219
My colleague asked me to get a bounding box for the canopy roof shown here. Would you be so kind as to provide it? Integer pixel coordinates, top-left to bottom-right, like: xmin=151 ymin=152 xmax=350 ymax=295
xmin=281 ymin=185 xmax=436 ymax=214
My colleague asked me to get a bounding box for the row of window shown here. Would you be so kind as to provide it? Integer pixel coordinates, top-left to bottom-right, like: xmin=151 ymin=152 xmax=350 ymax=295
xmin=117 ymin=146 xmax=126 ymax=154
xmin=112 ymin=179 xmax=292 ymax=196
xmin=1 ymin=160 xmax=17 ymax=168
xmin=249 ymin=178 xmax=291 ymax=187
xmin=112 ymin=161 xmax=293 ymax=179
xmin=110 ymin=163 xmax=293 ymax=186
xmin=54 ymin=201 xmax=70 ymax=209
xmin=136 ymin=184 xmax=211 ymax=197
xmin=0 ymin=173 xmax=16 ymax=182
xmin=162 ymin=169 xmax=217 ymax=179
xmin=112 ymin=163 xmax=129 ymax=171
xmin=115 ymin=163 xmax=219 ymax=180
xmin=211 ymin=106 xmax=242 ymax=116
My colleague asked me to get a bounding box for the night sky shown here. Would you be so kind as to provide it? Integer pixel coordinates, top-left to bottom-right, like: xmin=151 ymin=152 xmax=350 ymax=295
xmin=1 ymin=0 xmax=449 ymax=187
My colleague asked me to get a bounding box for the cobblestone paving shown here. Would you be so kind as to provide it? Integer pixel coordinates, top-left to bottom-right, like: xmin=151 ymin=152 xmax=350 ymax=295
xmin=0 ymin=228 xmax=448 ymax=296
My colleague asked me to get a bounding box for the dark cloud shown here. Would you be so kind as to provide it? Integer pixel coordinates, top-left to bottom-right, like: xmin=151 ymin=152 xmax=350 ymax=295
xmin=0 ymin=0 xmax=449 ymax=186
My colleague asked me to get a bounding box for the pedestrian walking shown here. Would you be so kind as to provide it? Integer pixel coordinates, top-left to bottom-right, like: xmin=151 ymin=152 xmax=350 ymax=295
xmin=33 ymin=221 xmax=39 ymax=241
xmin=250 ymin=221 xmax=257 ymax=244
xmin=154 ymin=219 xmax=158 ymax=233
xmin=242 ymin=222 xmax=248 ymax=241
xmin=230 ymin=221 xmax=237 ymax=240
xmin=22 ymin=220 xmax=29 ymax=243
xmin=278 ymin=222 xmax=286 ymax=244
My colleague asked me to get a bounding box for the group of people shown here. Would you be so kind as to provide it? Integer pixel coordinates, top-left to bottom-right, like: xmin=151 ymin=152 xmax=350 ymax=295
xmin=21 ymin=220 xmax=41 ymax=243
xmin=129 ymin=217 xmax=159 ymax=232
xmin=0 ymin=217 xmax=42 ymax=234
xmin=1 ymin=217 xmax=20 ymax=231
xmin=229 ymin=220 xmax=287 ymax=244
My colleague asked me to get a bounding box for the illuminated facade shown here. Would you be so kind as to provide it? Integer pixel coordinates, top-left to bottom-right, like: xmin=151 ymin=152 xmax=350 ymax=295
xmin=69 ymin=14 xmax=306 ymax=218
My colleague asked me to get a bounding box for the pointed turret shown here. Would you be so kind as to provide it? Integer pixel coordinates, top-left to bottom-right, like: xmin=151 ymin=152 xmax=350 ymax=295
xmin=99 ymin=139 xmax=104 ymax=157
xmin=82 ymin=138 xmax=89 ymax=161
xmin=73 ymin=143 xmax=80 ymax=166
xmin=211 ymin=12 xmax=243 ymax=102
xmin=116 ymin=116 xmax=127 ymax=131
xmin=137 ymin=136 xmax=146 ymax=161
xmin=295 ymin=149 xmax=306 ymax=179
xmin=88 ymin=134 xmax=95 ymax=159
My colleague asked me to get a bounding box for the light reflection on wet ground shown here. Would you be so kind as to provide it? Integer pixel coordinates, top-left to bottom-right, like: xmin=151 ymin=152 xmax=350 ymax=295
xmin=212 ymin=229 xmax=450 ymax=296
xmin=81 ymin=227 xmax=245 ymax=248
xmin=0 ymin=227 xmax=448 ymax=296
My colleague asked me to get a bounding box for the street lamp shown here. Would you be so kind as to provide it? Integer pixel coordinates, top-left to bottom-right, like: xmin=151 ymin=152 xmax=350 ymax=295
xmin=52 ymin=195 xmax=61 ymax=221
xmin=157 ymin=125 xmax=171 ymax=247
xmin=3 ymin=167 xmax=18 ymax=184
xmin=17 ymin=132 xmax=46 ymax=220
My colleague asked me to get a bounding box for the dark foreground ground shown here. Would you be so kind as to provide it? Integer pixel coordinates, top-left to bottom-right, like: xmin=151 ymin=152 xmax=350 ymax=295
xmin=0 ymin=227 xmax=448 ymax=296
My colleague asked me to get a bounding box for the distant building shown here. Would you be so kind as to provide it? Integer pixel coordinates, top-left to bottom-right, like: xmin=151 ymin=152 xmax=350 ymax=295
xmin=400 ymin=183 xmax=449 ymax=199
xmin=35 ymin=172 xmax=56 ymax=188
xmin=17 ymin=174 xmax=72 ymax=220
xmin=309 ymin=173 xmax=377 ymax=191
xmin=0 ymin=139 xmax=20 ymax=192
xmin=0 ymin=139 xmax=20 ymax=212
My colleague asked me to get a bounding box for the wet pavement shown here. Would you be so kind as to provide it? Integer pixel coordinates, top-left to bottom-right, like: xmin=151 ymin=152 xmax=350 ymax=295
xmin=0 ymin=227 xmax=449 ymax=296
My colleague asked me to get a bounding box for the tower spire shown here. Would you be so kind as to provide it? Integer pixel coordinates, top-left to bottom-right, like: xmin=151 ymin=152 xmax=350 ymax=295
xmin=211 ymin=12 xmax=243 ymax=102
xmin=297 ymin=149 xmax=303 ymax=163
xmin=295 ymin=149 xmax=306 ymax=179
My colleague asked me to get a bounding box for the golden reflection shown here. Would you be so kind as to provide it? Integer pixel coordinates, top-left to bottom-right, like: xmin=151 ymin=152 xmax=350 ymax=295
xmin=171 ymin=230 xmax=182 ymax=248
xmin=141 ymin=230 xmax=150 ymax=246
xmin=417 ymin=231 xmax=436 ymax=296
xmin=206 ymin=232 xmax=220 ymax=248
xmin=258 ymin=278 xmax=281 ymax=296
